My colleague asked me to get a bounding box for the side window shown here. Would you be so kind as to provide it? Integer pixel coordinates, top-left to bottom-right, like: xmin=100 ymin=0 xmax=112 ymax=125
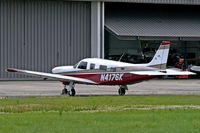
xmin=99 ymin=65 xmax=107 ymax=70
xmin=110 ymin=67 xmax=116 ymax=72
xmin=78 ymin=61 xmax=87 ymax=69
xmin=90 ymin=63 xmax=95 ymax=69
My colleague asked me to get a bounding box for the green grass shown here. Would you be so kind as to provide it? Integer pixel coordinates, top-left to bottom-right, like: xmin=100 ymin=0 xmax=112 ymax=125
xmin=0 ymin=95 xmax=200 ymax=113
xmin=0 ymin=110 xmax=200 ymax=133
xmin=0 ymin=95 xmax=200 ymax=133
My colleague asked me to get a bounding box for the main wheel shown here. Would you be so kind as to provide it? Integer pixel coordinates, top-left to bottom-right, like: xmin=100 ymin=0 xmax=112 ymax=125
xmin=118 ymin=87 xmax=126 ymax=96
xmin=68 ymin=88 xmax=76 ymax=96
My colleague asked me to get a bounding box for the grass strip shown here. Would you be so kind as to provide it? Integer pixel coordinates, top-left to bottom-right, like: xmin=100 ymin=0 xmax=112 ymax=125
xmin=0 ymin=110 xmax=200 ymax=133
xmin=0 ymin=95 xmax=200 ymax=113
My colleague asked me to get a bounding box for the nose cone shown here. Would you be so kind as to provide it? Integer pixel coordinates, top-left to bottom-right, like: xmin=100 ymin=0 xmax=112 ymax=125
xmin=52 ymin=67 xmax=57 ymax=73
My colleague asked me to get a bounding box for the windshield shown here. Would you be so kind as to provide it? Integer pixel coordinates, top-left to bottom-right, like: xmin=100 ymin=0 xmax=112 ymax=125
xmin=78 ymin=61 xmax=88 ymax=69
xmin=73 ymin=63 xmax=78 ymax=68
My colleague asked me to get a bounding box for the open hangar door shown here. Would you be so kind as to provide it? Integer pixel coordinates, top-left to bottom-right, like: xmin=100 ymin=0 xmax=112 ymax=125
xmin=0 ymin=0 xmax=91 ymax=80
xmin=105 ymin=3 xmax=200 ymax=69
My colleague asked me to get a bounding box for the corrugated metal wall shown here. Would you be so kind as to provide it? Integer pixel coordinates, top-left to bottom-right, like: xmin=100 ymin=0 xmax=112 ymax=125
xmin=76 ymin=0 xmax=200 ymax=5
xmin=0 ymin=0 xmax=91 ymax=80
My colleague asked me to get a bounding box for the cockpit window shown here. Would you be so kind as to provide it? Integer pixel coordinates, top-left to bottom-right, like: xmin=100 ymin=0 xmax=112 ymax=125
xmin=73 ymin=63 xmax=78 ymax=68
xmin=78 ymin=61 xmax=87 ymax=69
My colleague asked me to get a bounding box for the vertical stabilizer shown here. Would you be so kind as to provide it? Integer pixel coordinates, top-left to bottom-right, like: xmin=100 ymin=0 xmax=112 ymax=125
xmin=147 ymin=41 xmax=171 ymax=69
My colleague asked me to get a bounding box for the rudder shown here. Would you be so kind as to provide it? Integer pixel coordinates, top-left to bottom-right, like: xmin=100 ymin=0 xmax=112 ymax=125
xmin=147 ymin=41 xmax=171 ymax=69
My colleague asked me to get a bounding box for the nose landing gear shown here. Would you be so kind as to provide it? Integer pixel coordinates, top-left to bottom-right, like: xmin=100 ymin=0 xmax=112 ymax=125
xmin=61 ymin=85 xmax=68 ymax=95
xmin=61 ymin=81 xmax=76 ymax=96
xmin=69 ymin=88 xmax=76 ymax=96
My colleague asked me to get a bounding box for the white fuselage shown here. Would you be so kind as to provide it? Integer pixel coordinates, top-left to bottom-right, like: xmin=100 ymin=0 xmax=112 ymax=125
xmin=52 ymin=58 xmax=148 ymax=74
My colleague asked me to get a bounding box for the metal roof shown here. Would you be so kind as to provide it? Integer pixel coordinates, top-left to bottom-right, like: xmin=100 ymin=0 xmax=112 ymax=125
xmin=105 ymin=7 xmax=200 ymax=40
xmin=73 ymin=0 xmax=200 ymax=5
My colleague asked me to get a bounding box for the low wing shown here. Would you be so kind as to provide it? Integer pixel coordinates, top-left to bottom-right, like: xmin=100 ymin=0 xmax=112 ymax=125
xmin=130 ymin=69 xmax=195 ymax=76
xmin=7 ymin=68 xmax=97 ymax=84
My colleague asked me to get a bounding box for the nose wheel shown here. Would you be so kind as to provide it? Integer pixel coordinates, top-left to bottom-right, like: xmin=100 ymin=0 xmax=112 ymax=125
xmin=118 ymin=85 xmax=128 ymax=96
xmin=61 ymin=88 xmax=68 ymax=95
xmin=61 ymin=81 xmax=76 ymax=96
xmin=68 ymin=88 xmax=76 ymax=96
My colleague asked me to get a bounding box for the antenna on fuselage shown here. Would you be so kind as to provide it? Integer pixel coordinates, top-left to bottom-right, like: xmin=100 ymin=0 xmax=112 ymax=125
xmin=118 ymin=53 xmax=125 ymax=62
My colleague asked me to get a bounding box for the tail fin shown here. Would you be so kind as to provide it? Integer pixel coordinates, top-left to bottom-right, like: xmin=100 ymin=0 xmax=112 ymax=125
xmin=147 ymin=41 xmax=171 ymax=69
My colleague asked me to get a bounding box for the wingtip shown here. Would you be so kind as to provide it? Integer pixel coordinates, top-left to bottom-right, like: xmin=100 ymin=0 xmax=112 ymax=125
xmin=189 ymin=71 xmax=196 ymax=75
xmin=6 ymin=68 xmax=18 ymax=72
xmin=161 ymin=41 xmax=171 ymax=45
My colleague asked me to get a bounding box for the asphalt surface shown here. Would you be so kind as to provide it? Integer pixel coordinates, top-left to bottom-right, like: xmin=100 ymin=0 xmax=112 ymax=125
xmin=0 ymin=79 xmax=200 ymax=97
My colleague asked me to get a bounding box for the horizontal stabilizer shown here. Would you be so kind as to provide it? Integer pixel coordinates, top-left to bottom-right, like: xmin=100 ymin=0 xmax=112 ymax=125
xmin=165 ymin=69 xmax=196 ymax=75
xmin=130 ymin=69 xmax=195 ymax=76
xmin=130 ymin=71 xmax=166 ymax=75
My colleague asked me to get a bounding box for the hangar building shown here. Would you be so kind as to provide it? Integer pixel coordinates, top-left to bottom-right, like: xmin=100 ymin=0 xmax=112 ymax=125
xmin=1 ymin=0 xmax=200 ymax=80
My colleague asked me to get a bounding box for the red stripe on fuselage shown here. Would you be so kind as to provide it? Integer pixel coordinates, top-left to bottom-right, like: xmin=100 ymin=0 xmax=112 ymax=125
xmin=65 ymin=72 xmax=157 ymax=85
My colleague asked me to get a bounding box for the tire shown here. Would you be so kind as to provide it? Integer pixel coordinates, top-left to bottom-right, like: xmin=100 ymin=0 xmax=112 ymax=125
xmin=68 ymin=88 xmax=76 ymax=96
xmin=61 ymin=89 xmax=68 ymax=95
xmin=118 ymin=88 xmax=125 ymax=96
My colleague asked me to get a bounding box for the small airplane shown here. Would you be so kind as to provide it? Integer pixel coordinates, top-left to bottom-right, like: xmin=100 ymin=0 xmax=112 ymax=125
xmin=191 ymin=66 xmax=200 ymax=75
xmin=7 ymin=41 xmax=195 ymax=96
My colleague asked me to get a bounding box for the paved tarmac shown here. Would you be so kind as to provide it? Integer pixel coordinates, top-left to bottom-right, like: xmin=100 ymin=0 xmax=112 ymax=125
xmin=0 ymin=79 xmax=199 ymax=97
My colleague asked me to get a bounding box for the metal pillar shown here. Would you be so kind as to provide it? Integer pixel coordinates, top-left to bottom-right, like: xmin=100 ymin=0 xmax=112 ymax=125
xmin=91 ymin=1 xmax=104 ymax=58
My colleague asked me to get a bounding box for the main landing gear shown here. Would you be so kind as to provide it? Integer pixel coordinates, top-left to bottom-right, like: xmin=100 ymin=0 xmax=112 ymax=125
xmin=118 ymin=85 xmax=128 ymax=96
xmin=61 ymin=81 xmax=76 ymax=96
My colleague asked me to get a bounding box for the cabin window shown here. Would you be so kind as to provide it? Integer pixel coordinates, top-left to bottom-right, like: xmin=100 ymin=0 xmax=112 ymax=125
xmin=78 ymin=61 xmax=87 ymax=69
xmin=99 ymin=65 xmax=107 ymax=70
xmin=90 ymin=63 xmax=95 ymax=69
xmin=110 ymin=67 xmax=116 ymax=72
